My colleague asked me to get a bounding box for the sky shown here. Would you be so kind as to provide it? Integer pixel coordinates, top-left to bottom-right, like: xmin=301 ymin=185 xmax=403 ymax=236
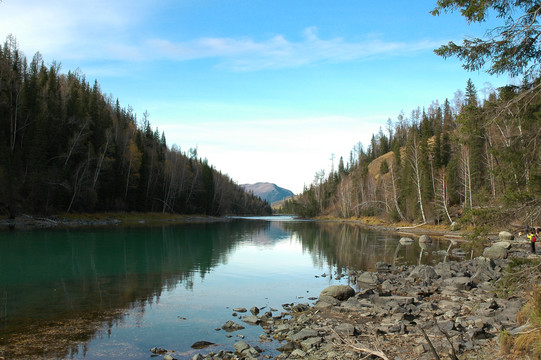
xmin=0 ymin=0 xmax=513 ymax=194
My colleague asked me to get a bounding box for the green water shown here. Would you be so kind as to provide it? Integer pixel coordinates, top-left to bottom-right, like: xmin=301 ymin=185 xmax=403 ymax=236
xmin=0 ymin=217 xmax=452 ymax=359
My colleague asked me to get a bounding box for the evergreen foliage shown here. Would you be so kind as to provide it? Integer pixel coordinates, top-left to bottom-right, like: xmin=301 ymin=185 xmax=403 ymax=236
xmin=288 ymin=78 xmax=541 ymax=224
xmin=0 ymin=37 xmax=271 ymax=217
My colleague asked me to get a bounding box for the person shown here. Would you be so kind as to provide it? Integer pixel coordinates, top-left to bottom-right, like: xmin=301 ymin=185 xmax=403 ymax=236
xmin=527 ymin=229 xmax=537 ymax=254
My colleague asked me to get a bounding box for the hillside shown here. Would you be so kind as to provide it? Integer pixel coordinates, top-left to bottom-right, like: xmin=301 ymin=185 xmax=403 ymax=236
xmin=241 ymin=183 xmax=294 ymax=204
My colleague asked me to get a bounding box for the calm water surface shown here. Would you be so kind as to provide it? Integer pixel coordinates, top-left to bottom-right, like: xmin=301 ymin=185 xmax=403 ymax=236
xmin=0 ymin=217 xmax=453 ymax=359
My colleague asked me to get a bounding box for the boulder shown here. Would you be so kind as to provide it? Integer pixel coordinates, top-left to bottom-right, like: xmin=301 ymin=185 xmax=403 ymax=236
xmin=319 ymin=285 xmax=355 ymax=301
xmin=419 ymin=235 xmax=432 ymax=243
xmin=493 ymin=241 xmax=511 ymax=249
xmin=408 ymin=265 xmax=438 ymax=281
xmin=483 ymin=245 xmax=508 ymax=259
xmin=250 ymin=306 xmax=259 ymax=315
xmin=357 ymin=271 xmax=379 ymax=285
xmin=498 ymin=231 xmax=514 ymax=241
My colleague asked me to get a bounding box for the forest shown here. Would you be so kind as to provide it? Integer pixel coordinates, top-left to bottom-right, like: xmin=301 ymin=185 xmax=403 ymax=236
xmin=282 ymin=0 xmax=541 ymax=227
xmin=0 ymin=35 xmax=272 ymax=217
xmin=281 ymin=78 xmax=541 ymax=227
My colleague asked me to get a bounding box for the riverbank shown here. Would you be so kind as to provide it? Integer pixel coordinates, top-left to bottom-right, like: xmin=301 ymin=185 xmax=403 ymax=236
xmin=185 ymin=232 xmax=539 ymax=360
xmin=0 ymin=212 xmax=230 ymax=230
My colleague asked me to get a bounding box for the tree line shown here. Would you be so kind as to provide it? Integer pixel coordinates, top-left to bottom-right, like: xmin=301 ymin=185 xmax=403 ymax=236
xmin=0 ymin=35 xmax=271 ymax=217
xmin=282 ymin=80 xmax=541 ymax=224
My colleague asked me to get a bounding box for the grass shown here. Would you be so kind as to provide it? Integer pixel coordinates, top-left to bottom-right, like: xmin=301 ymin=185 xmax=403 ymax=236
xmin=496 ymin=259 xmax=541 ymax=359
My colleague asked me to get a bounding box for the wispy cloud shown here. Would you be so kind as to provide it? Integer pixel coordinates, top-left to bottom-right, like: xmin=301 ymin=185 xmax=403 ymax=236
xmin=148 ymin=27 xmax=439 ymax=71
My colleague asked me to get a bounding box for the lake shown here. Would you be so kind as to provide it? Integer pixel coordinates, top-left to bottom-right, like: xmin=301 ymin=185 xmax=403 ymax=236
xmin=0 ymin=216 xmax=453 ymax=359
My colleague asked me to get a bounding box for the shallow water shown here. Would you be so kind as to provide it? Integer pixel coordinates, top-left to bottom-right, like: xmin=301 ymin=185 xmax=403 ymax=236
xmin=0 ymin=217 xmax=453 ymax=359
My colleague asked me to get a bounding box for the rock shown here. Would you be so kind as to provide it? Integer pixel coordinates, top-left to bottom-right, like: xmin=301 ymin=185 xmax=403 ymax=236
xmin=300 ymin=337 xmax=322 ymax=351
xmin=233 ymin=307 xmax=247 ymax=313
xmin=400 ymin=237 xmax=414 ymax=245
xmin=191 ymin=341 xmax=215 ymax=349
xmin=334 ymin=323 xmax=356 ymax=336
xmin=242 ymin=315 xmax=260 ymax=325
xmin=408 ymin=265 xmax=438 ymax=281
xmin=277 ymin=341 xmax=298 ymax=353
xmin=483 ymin=245 xmax=508 ymax=259
xmin=498 ymin=231 xmax=514 ymax=241
xmin=233 ymin=340 xmax=250 ymax=354
xmin=191 ymin=354 xmax=205 ymax=360
xmin=150 ymin=347 xmax=167 ymax=354
xmin=250 ymin=306 xmax=259 ymax=315
xmin=419 ymin=235 xmax=432 ymax=243
xmin=290 ymin=349 xmax=307 ymax=358
xmin=357 ymin=271 xmax=379 ymax=285
xmin=319 ymin=285 xmax=355 ymax=301
xmin=234 ymin=340 xmax=260 ymax=357
xmin=289 ymin=328 xmax=319 ymax=342
xmin=493 ymin=241 xmax=511 ymax=249
xmin=443 ymin=276 xmax=472 ymax=290
xmin=164 ymin=355 xmax=176 ymax=360
xmin=221 ymin=320 xmax=245 ymax=331
xmin=291 ymin=303 xmax=310 ymax=312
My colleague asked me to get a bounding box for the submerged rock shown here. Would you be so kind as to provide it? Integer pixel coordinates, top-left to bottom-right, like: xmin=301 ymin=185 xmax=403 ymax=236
xmin=191 ymin=341 xmax=215 ymax=349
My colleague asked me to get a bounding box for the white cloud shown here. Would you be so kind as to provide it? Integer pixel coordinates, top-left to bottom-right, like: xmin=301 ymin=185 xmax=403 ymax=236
xmin=148 ymin=27 xmax=440 ymax=71
xmin=0 ymin=0 xmax=439 ymax=72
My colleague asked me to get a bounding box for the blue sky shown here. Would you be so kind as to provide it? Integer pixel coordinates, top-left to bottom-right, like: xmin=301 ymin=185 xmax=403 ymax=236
xmin=0 ymin=0 xmax=512 ymax=193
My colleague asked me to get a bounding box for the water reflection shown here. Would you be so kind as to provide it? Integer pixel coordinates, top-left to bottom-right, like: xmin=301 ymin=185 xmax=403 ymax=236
xmin=0 ymin=219 xmax=452 ymax=359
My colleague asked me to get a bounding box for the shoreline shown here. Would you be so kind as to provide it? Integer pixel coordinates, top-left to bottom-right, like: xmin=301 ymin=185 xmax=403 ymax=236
xmin=188 ymin=234 xmax=538 ymax=360
xmin=0 ymin=213 xmax=231 ymax=230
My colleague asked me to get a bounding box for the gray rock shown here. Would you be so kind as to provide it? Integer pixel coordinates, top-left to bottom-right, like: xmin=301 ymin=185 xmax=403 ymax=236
xmin=250 ymin=306 xmax=259 ymax=315
xmin=300 ymin=337 xmax=322 ymax=351
xmin=191 ymin=354 xmax=205 ymax=360
xmin=233 ymin=307 xmax=247 ymax=313
xmin=357 ymin=271 xmax=379 ymax=285
xmin=290 ymin=349 xmax=307 ymax=358
xmin=483 ymin=245 xmax=508 ymax=259
xmin=334 ymin=323 xmax=356 ymax=336
xmin=150 ymin=347 xmax=167 ymax=354
xmin=221 ymin=320 xmax=245 ymax=331
xmin=233 ymin=340 xmax=250 ymax=354
xmin=498 ymin=231 xmax=514 ymax=241
xmin=408 ymin=265 xmax=438 ymax=281
xmin=493 ymin=241 xmax=511 ymax=249
xmin=291 ymin=303 xmax=310 ymax=312
xmin=419 ymin=235 xmax=432 ymax=243
xmin=443 ymin=276 xmax=472 ymax=290
xmin=319 ymin=285 xmax=355 ymax=301
xmin=242 ymin=315 xmax=260 ymax=325
xmin=289 ymin=328 xmax=319 ymax=342
xmin=164 ymin=355 xmax=176 ymax=360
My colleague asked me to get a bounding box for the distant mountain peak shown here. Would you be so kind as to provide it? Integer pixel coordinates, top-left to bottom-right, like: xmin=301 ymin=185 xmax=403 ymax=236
xmin=241 ymin=182 xmax=294 ymax=204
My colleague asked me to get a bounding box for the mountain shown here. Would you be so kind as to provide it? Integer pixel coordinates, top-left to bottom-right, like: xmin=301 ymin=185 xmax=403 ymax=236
xmin=241 ymin=183 xmax=294 ymax=204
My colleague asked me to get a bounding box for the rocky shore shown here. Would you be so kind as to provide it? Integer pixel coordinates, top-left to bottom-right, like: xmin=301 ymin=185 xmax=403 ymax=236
xmin=179 ymin=232 xmax=537 ymax=360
